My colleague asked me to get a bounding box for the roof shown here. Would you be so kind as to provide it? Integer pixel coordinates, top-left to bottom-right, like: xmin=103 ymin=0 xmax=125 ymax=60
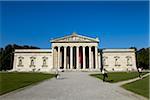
xmin=15 ymin=49 xmax=52 ymax=53
xmin=102 ymin=48 xmax=135 ymax=53
xmin=51 ymin=32 xmax=99 ymax=43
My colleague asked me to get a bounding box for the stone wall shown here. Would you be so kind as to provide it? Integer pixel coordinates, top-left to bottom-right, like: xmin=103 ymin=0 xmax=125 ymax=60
xmin=12 ymin=48 xmax=137 ymax=72
xmin=102 ymin=49 xmax=137 ymax=72
xmin=13 ymin=49 xmax=53 ymax=72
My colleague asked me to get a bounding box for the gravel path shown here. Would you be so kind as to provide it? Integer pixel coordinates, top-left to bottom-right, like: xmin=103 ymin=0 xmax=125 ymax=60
xmin=115 ymin=73 xmax=150 ymax=86
xmin=0 ymin=72 xmax=147 ymax=100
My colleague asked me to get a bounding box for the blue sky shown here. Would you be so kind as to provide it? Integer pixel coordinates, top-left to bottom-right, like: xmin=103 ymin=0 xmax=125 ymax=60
xmin=1 ymin=1 xmax=149 ymax=49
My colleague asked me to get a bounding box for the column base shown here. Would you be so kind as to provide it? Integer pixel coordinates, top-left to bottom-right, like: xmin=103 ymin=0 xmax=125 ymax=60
xmin=53 ymin=68 xmax=100 ymax=72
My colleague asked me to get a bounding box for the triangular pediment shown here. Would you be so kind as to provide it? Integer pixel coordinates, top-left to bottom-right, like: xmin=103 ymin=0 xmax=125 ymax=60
xmin=51 ymin=32 xmax=99 ymax=43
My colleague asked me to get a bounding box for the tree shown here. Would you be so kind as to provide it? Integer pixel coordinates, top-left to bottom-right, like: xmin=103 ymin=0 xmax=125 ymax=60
xmin=136 ymin=48 xmax=149 ymax=69
xmin=129 ymin=47 xmax=137 ymax=51
xmin=0 ymin=44 xmax=40 ymax=71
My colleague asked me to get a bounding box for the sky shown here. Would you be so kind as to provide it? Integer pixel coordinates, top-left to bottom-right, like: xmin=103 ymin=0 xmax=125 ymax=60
xmin=1 ymin=1 xmax=149 ymax=49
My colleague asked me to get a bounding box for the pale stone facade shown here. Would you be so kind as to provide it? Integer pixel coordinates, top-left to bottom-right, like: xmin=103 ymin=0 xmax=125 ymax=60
xmin=12 ymin=33 xmax=137 ymax=72
xmin=13 ymin=49 xmax=53 ymax=72
xmin=102 ymin=49 xmax=137 ymax=71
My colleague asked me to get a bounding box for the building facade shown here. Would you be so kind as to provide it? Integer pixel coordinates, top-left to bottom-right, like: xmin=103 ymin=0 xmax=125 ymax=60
xmin=12 ymin=33 xmax=137 ymax=72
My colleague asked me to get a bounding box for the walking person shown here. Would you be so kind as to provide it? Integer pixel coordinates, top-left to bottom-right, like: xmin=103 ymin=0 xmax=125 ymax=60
xmin=102 ymin=68 xmax=108 ymax=82
xmin=55 ymin=69 xmax=60 ymax=79
xmin=138 ymin=67 xmax=142 ymax=78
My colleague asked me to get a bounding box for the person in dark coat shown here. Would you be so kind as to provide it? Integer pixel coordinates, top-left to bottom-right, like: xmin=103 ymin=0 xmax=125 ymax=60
xmin=55 ymin=69 xmax=60 ymax=79
xmin=102 ymin=68 xmax=108 ymax=82
xmin=137 ymin=67 xmax=142 ymax=78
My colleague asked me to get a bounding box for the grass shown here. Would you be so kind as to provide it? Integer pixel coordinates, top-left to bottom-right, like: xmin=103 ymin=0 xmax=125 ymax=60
xmin=0 ymin=72 xmax=55 ymax=95
xmin=90 ymin=72 xmax=148 ymax=83
xmin=122 ymin=75 xmax=149 ymax=98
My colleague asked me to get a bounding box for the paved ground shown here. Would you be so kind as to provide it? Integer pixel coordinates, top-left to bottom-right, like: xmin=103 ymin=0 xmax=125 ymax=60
xmin=0 ymin=72 xmax=147 ymax=100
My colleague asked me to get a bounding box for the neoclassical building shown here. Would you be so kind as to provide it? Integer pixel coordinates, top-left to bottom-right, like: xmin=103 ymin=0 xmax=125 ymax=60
xmin=12 ymin=32 xmax=137 ymax=72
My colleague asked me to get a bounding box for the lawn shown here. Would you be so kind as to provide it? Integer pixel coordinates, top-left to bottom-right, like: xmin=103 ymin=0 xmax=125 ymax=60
xmin=0 ymin=72 xmax=55 ymax=95
xmin=90 ymin=72 xmax=148 ymax=83
xmin=122 ymin=75 xmax=149 ymax=98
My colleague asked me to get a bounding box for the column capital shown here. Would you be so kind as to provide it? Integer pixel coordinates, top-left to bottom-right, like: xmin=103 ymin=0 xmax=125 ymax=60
xmin=88 ymin=46 xmax=92 ymax=49
xmin=63 ymin=46 xmax=67 ymax=48
xmin=82 ymin=46 xmax=86 ymax=48
xmin=76 ymin=46 xmax=80 ymax=48
xmin=53 ymin=46 xmax=61 ymax=48
xmin=69 ymin=46 xmax=73 ymax=48
xmin=58 ymin=47 xmax=60 ymax=49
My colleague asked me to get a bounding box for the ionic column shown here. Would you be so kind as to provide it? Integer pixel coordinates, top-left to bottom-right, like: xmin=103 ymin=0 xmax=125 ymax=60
xmin=70 ymin=46 xmax=73 ymax=70
xmin=57 ymin=47 xmax=60 ymax=69
xmin=83 ymin=46 xmax=86 ymax=70
xmin=95 ymin=46 xmax=98 ymax=70
xmin=76 ymin=46 xmax=79 ymax=70
xmin=64 ymin=46 xmax=67 ymax=70
xmin=60 ymin=50 xmax=62 ymax=68
xmin=89 ymin=46 xmax=92 ymax=70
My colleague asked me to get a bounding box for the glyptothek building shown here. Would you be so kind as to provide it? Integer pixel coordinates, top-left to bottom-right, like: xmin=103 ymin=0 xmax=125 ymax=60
xmin=12 ymin=32 xmax=137 ymax=72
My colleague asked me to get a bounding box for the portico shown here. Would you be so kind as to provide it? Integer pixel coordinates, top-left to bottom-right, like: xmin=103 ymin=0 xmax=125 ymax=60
xmin=51 ymin=33 xmax=99 ymax=71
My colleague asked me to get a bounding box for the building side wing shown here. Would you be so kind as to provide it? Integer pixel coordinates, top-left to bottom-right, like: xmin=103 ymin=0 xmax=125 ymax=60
xmin=13 ymin=49 xmax=53 ymax=72
xmin=102 ymin=49 xmax=137 ymax=71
